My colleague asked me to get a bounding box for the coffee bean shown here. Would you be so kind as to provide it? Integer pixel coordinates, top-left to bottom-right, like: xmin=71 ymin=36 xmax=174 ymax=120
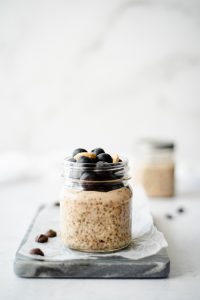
xmin=165 ymin=214 xmax=173 ymax=220
xmin=45 ymin=229 xmax=57 ymax=238
xmin=35 ymin=234 xmax=48 ymax=243
xmin=54 ymin=202 xmax=60 ymax=206
xmin=30 ymin=248 xmax=44 ymax=256
xmin=177 ymin=207 xmax=185 ymax=214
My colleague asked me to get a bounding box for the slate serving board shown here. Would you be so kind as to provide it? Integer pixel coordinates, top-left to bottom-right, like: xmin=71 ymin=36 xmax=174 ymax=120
xmin=14 ymin=205 xmax=170 ymax=279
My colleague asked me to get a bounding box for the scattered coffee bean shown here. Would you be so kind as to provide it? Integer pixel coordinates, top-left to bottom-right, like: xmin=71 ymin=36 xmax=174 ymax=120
xmin=45 ymin=229 xmax=57 ymax=238
xmin=35 ymin=234 xmax=48 ymax=243
xmin=54 ymin=201 xmax=60 ymax=206
xmin=165 ymin=214 xmax=173 ymax=220
xmin=30 ymin=248 xmax=44 ymax=256
xmin=177 ymin=207 xmax=185 ymax=214
xmin=72 ymin=148 xmax=87 ymax=157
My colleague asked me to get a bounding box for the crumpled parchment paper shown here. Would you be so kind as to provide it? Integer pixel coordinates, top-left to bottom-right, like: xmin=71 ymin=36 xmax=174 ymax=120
xmin=19 ymin=185 xmax=167 ymax=260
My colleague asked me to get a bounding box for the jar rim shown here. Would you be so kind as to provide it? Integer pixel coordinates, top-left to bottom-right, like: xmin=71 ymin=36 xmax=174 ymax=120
xmin=64 ymin=156 xmax=128 ymax=171
xmin=63 ymin=156 xmax=131 ymax=182
xmin=135 ymin=139 xmax=175 ymax=159
xmin=137 ymin=138 xmax=175 ymax=151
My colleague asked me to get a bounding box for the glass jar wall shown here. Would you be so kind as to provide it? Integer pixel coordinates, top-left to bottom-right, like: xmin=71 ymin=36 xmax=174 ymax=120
xmin=60 ymin=157 xmax=132 ymax=252
xmin=135 ymin=139 xmax=175 ymax=197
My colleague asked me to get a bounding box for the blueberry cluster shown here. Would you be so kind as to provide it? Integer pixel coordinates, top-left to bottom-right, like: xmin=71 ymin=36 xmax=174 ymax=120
xmin=69 ymin=148 xmax=118 ymax=164
xmin=66 ymin=148 xmax=124 ymax=191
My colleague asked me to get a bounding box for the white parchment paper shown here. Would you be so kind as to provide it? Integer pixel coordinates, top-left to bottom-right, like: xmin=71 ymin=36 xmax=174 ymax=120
xmin=19 ymin=185 xmax=168 ymax=260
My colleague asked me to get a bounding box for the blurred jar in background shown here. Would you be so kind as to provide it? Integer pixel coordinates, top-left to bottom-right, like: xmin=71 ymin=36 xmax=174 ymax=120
xmin=135 ymin=139 xmax=175 ymax=198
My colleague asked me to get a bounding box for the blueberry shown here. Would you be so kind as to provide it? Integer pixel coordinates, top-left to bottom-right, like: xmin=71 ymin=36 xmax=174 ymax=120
xmin=77 ymin=156 xmax=93 ymax=163
xmin=72 ymin=148 xmax=87 ymax=157
xmin=103 ymin=173 xmax=116 ymax=180
xmin=80 ymin=172 xmax=98 ymax=191
xmin=95 ymin=182 xmax=124 ymax=192
xmin=97 ymin=153 xmax=113 ymax=163
xmin=91 ymin=148 xmax=105 ymax=155
xmin=95 ymin=161 xmax=114 ymax=180
xmin=95 ymin=161 xmax=109 ymax=168
xmin=67 ymin=157 xmax=76 ymax=162
xmin=91 ymin=156 xmax=99 ymax=163
xmin=80 ymin=172 xmax=98 ymax=181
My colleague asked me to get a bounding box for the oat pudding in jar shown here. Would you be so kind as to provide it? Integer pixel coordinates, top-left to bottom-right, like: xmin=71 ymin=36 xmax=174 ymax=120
xmin=135 ymin=139 xmax=175 ymax=197
xmin=60 ymin=148 xmax=132 ymax=252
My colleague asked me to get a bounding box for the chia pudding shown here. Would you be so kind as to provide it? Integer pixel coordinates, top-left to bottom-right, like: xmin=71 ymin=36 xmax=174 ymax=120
xmin=60 ymin=148 xmax=132 ymax=252
xmin=135 ymin=139 xmax=175 ymax=198
xmin=140 ymin=162 xmax=174 ymax=197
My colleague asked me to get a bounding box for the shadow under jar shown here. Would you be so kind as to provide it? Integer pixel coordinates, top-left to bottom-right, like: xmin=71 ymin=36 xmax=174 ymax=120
xmin=60 ymin=157 xmax=132 ymax=253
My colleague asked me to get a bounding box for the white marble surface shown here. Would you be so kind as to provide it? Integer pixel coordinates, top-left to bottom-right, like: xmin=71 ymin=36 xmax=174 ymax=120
xmin=1 ymin=178 xmax=200 ymax=300
xmin=0 ymin=0 xmax=200 ymax=162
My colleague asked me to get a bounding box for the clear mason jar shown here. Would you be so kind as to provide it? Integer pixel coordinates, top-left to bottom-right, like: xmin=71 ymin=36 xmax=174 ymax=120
xmin=135 ymin=139 xmax=175 ymax=197
xmin=60 ymin=157 xmax=132 ymax=253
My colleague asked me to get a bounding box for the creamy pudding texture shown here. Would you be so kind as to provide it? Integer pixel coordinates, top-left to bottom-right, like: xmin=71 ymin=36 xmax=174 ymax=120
xmin=61 ymin=148 xmax=132 ymax=252
xmin=140 ymin=163 xmax=174 ymax=197
xmin=60 ymin=186 xmax=132 ymax=252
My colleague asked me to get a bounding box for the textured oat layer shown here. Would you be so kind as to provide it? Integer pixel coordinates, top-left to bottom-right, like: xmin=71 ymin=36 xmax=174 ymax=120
xmin=140 ymin=163 xmax=174 ymax=197
xmin=60 ymin=187 xmax=132 ymax=252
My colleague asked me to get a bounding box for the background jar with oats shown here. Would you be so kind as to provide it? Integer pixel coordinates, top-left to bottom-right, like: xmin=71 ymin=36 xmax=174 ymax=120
xmin=60 ymin=153 xmax=132 ymax=252
xmin=135 ymin=139 xmax=175 ymax=198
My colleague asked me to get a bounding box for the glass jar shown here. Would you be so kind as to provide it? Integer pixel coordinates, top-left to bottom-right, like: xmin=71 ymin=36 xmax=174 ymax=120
xmin=135 ymin=139 xmax=175 ymax=197
xmin=60 ymin=157 xmax=132 ymax=252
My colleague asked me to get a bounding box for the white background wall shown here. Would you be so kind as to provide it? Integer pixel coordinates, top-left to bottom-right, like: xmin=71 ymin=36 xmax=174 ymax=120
xmin=0 ymin=0 xmax=200 ymax=163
